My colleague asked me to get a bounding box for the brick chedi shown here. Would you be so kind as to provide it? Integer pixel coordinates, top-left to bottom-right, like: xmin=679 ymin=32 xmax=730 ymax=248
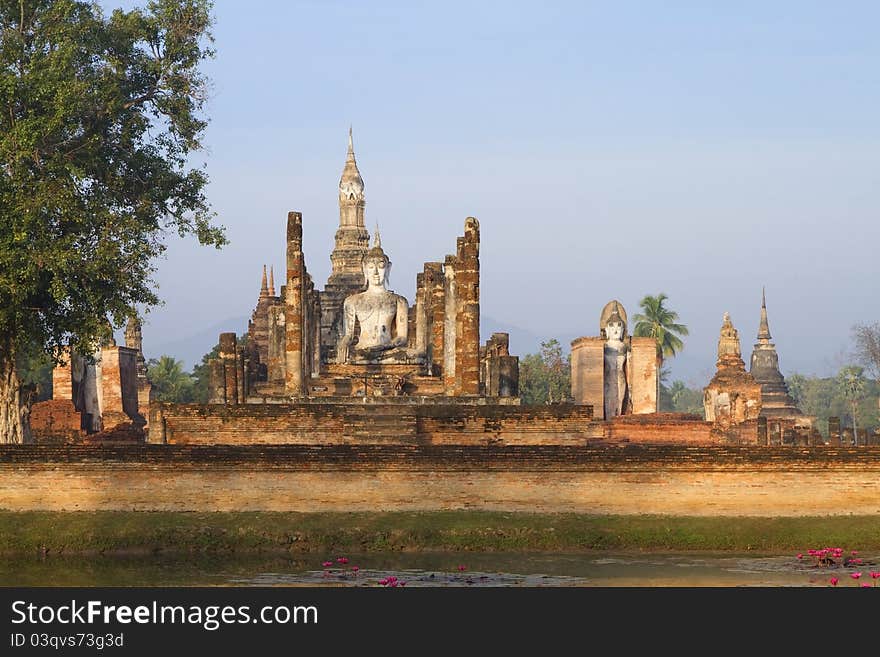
xmin=124 ymin=317 xmax=153 ymax=423
xmin=703 ymin=312 xmax=762 ymax=430
xmin=320 ymin=128 xmax=370 ymax=362
xmin=748 ymin=289 xmax=813 ymax=428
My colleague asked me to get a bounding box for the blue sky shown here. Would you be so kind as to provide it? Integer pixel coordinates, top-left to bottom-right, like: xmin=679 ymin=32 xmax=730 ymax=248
xmin=118 ymin=1 xmax=879 ymax=384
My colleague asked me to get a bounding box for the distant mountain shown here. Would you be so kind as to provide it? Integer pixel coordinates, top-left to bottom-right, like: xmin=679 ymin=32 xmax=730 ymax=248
xmin=481 ymin=316 xmax=579 ymax=357
xmin=148 ymin=316 xmax=249 ymax=371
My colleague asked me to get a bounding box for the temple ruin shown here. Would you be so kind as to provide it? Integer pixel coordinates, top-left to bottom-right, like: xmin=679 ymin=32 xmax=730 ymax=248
xmin=208 ymin=130 xmax=519 ymax=403
xmin=703 ymin=312 xmax=762 ymax=431
xmin=570 ymin=300 xmax=658 ymax=419
xmin=30 ymin=317 xmax=152 ymax=442
xmin=749 ymin=290 xmax=813 ymax=428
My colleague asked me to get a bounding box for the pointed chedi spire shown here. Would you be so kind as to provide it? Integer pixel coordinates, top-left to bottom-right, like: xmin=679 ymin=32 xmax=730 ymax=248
xmin=374 ymin=224 xmax=381 ymax=249
xmin=757 ymin=286 xmax=772 ymax=342
xmin=260 ymin=264 xmax=268 ymax=297
xmin=268 ymin=266 xmax=275 ymax=297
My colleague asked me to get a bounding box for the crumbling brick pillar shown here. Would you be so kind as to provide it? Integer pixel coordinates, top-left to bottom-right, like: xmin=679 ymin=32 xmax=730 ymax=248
xmin=312 ymin=294 xmax=322 ymax=377
xmin=268 ymin=306 xmax=286 ymax=385
xmin=237 ymin=347 xmax=247 ymax=403
xmin=219 ymin=332 xmax=238 ymax=405
xmin=571 ymin=337 xmax=604 ymax=413
xmin=100 ymin=345 xmax=140 ymax=427
xmin=285 ymin=211 xmax=305 ymax=396
xmin=757 ymin=416 xmax=768 ymax=446
xmin=425 ymin=262 xmax=445 ymax=378
xmin=481 ymin=333 xmax=519 ymax=398
xmin=443 ymin=257 xmax=457 ymax=393
xmin=629 ymin=338 xmax=658 ymax=414
xmin=454 ymin=217 xmax=480 ymax=395
xmin=209 ymin=358 xmax=225 ymax=403
xmin=414 ymin=273 xmax=428 ymax=356
xmin=828 ymin=417 xmax=841 ymax=446
xmin=769 ymin=421 xmax=781 ymax=446
xmin=52 ymin=348 xmax=75 ymax=402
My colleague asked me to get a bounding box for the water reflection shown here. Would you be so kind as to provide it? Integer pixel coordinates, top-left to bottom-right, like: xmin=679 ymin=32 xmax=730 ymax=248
xmin=1 ymin=552 xmax=875 ymax=587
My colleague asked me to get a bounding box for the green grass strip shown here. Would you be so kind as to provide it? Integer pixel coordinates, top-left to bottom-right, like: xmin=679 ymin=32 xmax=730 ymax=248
xmin=1 ymin=511 xmax=879 ymax=555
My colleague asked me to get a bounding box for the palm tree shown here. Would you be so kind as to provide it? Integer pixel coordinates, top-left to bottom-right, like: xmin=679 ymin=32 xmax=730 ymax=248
xmin=836 ymin=365 xmax=866 ymax=445
xmin=147 ymin=355 xmax=195 ymax=403
xmin=632 ymin=294 xmax=689 ymax=408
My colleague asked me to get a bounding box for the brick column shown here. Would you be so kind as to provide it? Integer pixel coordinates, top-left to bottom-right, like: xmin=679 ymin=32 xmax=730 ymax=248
xmin=285 ymin=211 xmax=304 ymax=396
xmin=52 ymin=348 xmax=75 ymax=402
xmin=454 ymin=217 xmax=480 ymax=395
xmin=630 ymin=337 xmax=658 ymax=414
xmin=828 ymin=417 xmax=841 ymax=446
xmin=99 ymin=346 xmax=140 ymax=426
xmin=571 ymin=337 xmax=605 ymax=415
xmin=268 ymin=306 xmax=286 ymax=385
xmin=425 ymin=262 xmax=445 ymax=378
xmin=219 ymin=332 xmax=238 ymax=405
xmin=757 ymin=416 xmax=768 ymax=445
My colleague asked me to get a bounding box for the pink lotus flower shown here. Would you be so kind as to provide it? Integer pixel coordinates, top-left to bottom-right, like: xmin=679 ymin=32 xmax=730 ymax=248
xmin=457 ymin=565 xmax=467 ymax=572
xmin=830 ymin=577 xmax=839 ymax=586
xmin=322 ymin=561 xmax=333 ymax=568
xmin=351 ymin=566 xmax=360 ymax=573
xmin=861 ymin=583 xmax=872 ymax=588
xmin=797 ymin=553 xmax=803 ymax=559
xmin=337 ymin=557 xmax=349 ymax=564
xmin=852 ymin=551 xmax=859 ymax=556
xmin=851 ymin=572 xmax=862 ymax=580
xmin=870 ymin=572 xmax=880 ymax=579
xmin=378 ymin=578 xmax=388 ymax=586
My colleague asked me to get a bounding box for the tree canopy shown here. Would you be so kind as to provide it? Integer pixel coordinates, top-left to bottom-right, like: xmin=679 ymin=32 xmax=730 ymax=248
xmin=0 ymin=0 xmax=224 ymax=443
xmin=147 ymin=355 xmax=194 ymax=402
xmin=518 ymin=338 xmax=571 ymax=405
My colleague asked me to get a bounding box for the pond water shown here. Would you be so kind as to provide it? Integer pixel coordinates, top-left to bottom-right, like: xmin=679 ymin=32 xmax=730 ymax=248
xmin=2 ymin=552 xmax=877 ymax=587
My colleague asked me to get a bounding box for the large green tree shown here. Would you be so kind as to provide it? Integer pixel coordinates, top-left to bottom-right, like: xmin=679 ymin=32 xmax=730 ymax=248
xmin=147 ymin=355 xmax=194 ymax=402
xmin=518 ymin=338 xmax=571 ymax=405
xmin=0 ymin=0 xmax=225 ymax=443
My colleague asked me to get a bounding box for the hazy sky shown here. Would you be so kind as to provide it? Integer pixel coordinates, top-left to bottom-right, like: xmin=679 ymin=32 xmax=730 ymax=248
xmin=120 ymin=1 xmax=878 ymax=384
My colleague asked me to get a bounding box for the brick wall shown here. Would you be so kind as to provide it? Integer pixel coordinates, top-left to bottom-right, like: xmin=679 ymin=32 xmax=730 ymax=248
xmin=605 ymin=413 xmax=715 ymax=444
xmin=147 ymin=403 xmax=599 ymax=446
xmin=3 ymin=445 xmax=880 ymax=515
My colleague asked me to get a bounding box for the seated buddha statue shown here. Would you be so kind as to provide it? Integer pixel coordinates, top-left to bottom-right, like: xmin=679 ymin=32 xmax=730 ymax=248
xmin=337 ymin=230 xmax=424 ymax=364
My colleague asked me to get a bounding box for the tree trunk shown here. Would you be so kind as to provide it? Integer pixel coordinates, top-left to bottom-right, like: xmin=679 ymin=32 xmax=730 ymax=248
xmin=0 ymin=336 xmax=32 ymax=444
xmin=851 ymin=400 xmax=858 ymax=446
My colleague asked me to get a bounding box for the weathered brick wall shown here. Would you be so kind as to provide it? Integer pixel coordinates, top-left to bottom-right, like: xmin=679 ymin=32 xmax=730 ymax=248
xmin=146 ymin=403 xmax=599 ymax=446
xmin=29 ymin=400 xmax=84 ymax=443
xmin=605 ymin=413 xmax=715 ymax=444
xmin=629 ymin=337 xmax=658 ymax=414
xmin=571 ymin=337 xmax=604 ymax=412
xmin=98 ymin=346 xmax=140 ymax=427
xmin=3 ymin=445 xmax=880 ymax=515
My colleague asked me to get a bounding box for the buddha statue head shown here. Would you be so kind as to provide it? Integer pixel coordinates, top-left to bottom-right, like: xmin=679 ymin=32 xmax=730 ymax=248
xmin=605 ymin=302 xmax=626 ymax=343
xmin=363 ymin=227 xmax=391 ymax=291
xmin=599 ymin=300 xmax=628 ymax=343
